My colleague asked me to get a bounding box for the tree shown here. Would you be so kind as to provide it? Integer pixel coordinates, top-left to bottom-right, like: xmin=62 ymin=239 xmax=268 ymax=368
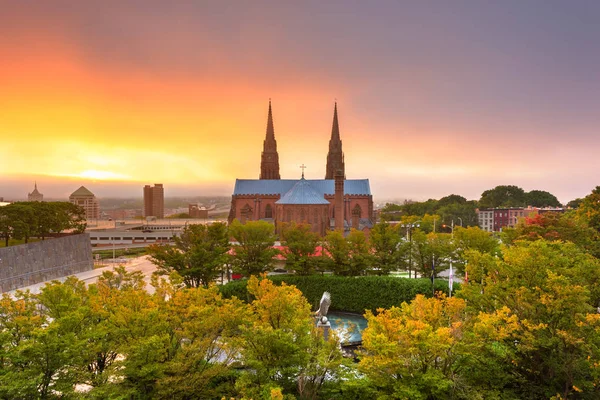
xmin=460 ymin=241 xmax=600 ymax=398
xmin=525 ymin=189 xmax=561 ymax=208
xmin=347 ymin=229 xmax=371 ymax=276
xmin=567 ymin=198 xmax=583 ymax=209
xmin=577 ymin=186 xmax=600 ymax=232
xmin=369 ymin=221 xmax=405 ymax=275
xmin=479 ymin=185 xmax=527 ymax=208
xmin=452 ymin=226 xmax=499 ymax=273
xmin=411 ymin=231 xmax=454 ymax=278
xmin=280 ymin=222 xmax=321 ymax=275
xmin=502 ymin=212 xmax=600 ymax=258
xmin=230 ymin=220 xmax=279 ymax=277
xmin=360 ymin=294 xmax=469 ymax=399
xmin=148 ymin=222 xmax=230 ymax=288
xmin=322 ymin=230 xmax=350 ymax=275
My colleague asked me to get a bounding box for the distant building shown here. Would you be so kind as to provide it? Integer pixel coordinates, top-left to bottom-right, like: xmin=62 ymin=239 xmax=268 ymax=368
xmin=27 ymin=182 xmax=43 ymax=202
xmin=189 ymin=204 xmax=209 ymax=219
xmin=477 ymin=206 xmax=562 ymax=232
xmin=69 ymin=186 xmax=99 ymax=220
xmin=143 ymin=184 xmax=164 ymax=219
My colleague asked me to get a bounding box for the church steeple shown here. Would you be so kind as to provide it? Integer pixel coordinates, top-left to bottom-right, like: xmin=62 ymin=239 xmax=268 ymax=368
xmin=325 ymin=102 xmax=345 ymax=179
xmin=260 ymin=100 xmax=281 ymax=179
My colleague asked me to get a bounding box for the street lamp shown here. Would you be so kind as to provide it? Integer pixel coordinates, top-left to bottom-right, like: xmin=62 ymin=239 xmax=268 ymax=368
xmin=401 ymin=221 xmax=420 ymax=279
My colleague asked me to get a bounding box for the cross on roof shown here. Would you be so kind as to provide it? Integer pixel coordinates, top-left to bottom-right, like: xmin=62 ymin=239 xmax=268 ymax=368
xmin=300 ymin=164 xmax=307 ymax=178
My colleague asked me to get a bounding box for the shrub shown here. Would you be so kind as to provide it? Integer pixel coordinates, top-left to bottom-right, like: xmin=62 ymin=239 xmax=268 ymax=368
xmin=219 ymin=275 xmax=459 ymax=314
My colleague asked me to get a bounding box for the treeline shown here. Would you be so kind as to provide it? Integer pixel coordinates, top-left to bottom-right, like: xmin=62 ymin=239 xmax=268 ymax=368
xmin=3 ymin=236 xmax=600 ymax=398
xmin=147 ymin=219 xmax=500 ymax=288
xmin=0 ymin=201 xmax=86 ymax=246
xmin=381 ymin=184 xmax=564 ymax=223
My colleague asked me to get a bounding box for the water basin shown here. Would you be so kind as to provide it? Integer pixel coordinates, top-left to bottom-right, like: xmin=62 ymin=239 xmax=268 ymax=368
xmin=327 ymin=311 xmax=368 ymax=344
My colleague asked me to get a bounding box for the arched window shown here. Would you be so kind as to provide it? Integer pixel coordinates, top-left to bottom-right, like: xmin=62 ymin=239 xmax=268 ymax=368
xmin=313 ymin=209 xmax=319 ymax=224
xmin=265 ymin=204 xmax=273 ymax=219
xmin=300 ymin=209 xmax=306 ymax=222
xmin=286 ymin=209 xmax=292 ymax=222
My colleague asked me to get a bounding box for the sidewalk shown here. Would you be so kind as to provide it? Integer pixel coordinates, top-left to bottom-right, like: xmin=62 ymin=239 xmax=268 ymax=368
xmin=7 ymin=256 xmax=148 ymax=296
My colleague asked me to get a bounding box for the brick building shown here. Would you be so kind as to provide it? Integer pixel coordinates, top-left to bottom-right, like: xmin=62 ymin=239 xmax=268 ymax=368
xmin=189 ymin=204 xmax=209 ymax=219
xmin=143 ymin=184 xmax=164 ymax=218
xmin=69 ymin=186 xmax=99 ymax=220
xmin=228 ymin=102 xmax=374 ymax=234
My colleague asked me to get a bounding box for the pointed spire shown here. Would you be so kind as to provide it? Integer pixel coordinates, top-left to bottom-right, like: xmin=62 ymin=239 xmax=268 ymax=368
xmin=260 ymin=99 xmax=281 ymax=180
xmin=331 ymin=102 xmax=340 ymax=142
xmin=325 ymin=102 xmax=345 ymax=179
xmin=34 ymin=181 xmax=37 ymax=190
xmin=266 ymin=98 xmax=275 ymax=141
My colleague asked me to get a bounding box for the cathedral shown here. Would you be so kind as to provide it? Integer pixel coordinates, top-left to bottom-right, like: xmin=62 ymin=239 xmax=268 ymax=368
xmin=228 ymin=102 xmax=374 ymax=236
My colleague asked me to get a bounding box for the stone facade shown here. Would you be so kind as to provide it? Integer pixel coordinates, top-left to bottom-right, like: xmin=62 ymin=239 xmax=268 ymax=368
xmin=69 ymin=186 xmax=99 ymax=220
xmin=0 ymin=233 xmax=93 ymax=292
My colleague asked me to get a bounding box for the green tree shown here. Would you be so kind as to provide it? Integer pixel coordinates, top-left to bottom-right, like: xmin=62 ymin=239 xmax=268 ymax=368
xmin=347 ymin=229 xmax=371 ymax=276
xmin=369 ymin=221 xmax=405 ymax=275
xmin=230 ymin=219 xmax=279 ymax=277
xmin=148 ymin=222 xmax=230 ymax=288
xmin=577 ymin=186 xmax=600 ymax=232
xmin=460 ymin=241 xmax=600 ymax=398
xmin=322 ymin=230 xmax=350 ymax=275
xmin=411 ymin=231 xmax=454 ymax=278
xmin=280 ymin=222 xmax=321 ymax=276
xmin=479 ymin=185 xmax=527 ymax=208
xmin=525 ymin=189 xmax=562 ymax=208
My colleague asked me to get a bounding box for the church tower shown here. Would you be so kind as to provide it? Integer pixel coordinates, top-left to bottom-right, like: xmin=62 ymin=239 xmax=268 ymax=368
xmin=325 ymin=102 xmax=345 ymax=179
xmin=260 ymin=100 xmax=281 ymax=180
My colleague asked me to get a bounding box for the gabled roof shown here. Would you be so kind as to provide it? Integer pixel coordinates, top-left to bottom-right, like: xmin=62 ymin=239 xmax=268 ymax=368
xmin=275 ymin=178 xmax=330 ymax=205
xmin=233 ymin=179 xmax=371 ymax=196
xmin=70 ymin=186 xmax=95 ymax=197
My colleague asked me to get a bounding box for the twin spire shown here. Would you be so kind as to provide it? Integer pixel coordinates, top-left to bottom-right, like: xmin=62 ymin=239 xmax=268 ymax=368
xmin=259 ymin=101 xmax=345 ymax=180
xmin=260 ymin=100 xmax=281 ymax=179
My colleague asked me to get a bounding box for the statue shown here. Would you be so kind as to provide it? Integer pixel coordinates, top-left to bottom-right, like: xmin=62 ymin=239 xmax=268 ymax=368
xmin=315 ymin=292 xmax=332 ymax=341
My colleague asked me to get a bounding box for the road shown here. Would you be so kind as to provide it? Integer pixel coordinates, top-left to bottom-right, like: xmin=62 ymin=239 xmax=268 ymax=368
xmin=8 ymin=256 xmax=159 ymax=296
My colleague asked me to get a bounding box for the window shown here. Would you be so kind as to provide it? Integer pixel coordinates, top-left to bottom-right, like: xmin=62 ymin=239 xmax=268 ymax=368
xmin=264 ymin=204 xmax=273 ymax=219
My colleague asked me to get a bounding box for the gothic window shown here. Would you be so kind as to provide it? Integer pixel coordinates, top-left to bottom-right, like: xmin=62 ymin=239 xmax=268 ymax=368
xmin=313 ymin=209 xmax=319 ymax=224
xmin=265 ymin=204 xmax=273 ymax=219
xmin=286 ymin=209 xmax=292 ymax=222
xmin=300 ymin=209 xmax=306 ymax=222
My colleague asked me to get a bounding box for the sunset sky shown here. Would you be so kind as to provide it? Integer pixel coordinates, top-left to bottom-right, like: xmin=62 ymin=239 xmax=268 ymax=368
xmin=1 ymin=1 xmax=599 ymax=203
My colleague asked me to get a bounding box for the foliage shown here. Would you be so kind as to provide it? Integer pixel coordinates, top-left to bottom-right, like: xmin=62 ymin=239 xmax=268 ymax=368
xmin=502 ymin=211 xmax=600 ymax=258
xmin=381 ymin=196 xmax=478 ymax=227
xmin=577 ymin=186 xmax=600 ymax=232
xmin=411 ymin=231 xmax=455 ymax=278
xmin=0 ymin=201 xmax=86 ymax=246
xmin=526 ymin=189 xmax=562 ymax=208
xmin=369 ymin=221 xmax=406 ymax=275
xmin=460 ymin=240 xmax=600 ymax=398
xmin=230 ymin=219 xmax=279 ymax=277
xmin=280 ymin=222 xmax=321 ymax=275
xmin=219 ymin=275 xmax=457 ymax=314
xmin=360 ymin=294 xmax=468 ymax=399
xmin=479 ymin=185 xmax=527 ymax=208
xmin=148 ymin=222 xmax=230 ymax=287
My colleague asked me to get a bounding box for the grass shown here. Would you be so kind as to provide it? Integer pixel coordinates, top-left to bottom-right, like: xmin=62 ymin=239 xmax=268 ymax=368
xmin=0 ymin=238 xmax=43 ymax=248
xmin=93 ymin=247 xmax=148 ymax=260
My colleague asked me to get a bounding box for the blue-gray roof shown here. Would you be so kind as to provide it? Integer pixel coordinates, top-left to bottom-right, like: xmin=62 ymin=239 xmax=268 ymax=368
xmin=275 ymin=179 xmax=331 ymax=205
xmin=233 ymin=179 xmax=371 ymax=196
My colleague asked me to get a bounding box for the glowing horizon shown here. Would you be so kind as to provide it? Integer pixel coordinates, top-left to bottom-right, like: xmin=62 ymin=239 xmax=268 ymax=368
xmin=1 ymin=2 xmax=600 ymax=203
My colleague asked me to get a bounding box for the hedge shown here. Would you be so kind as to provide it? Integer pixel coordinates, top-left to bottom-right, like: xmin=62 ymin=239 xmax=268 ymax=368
xmin=218 ymin=275 xmax=460 ymax=314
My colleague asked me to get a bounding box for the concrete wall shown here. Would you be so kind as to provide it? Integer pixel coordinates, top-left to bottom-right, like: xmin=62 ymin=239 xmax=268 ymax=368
xmin=0 ymin=233 xmax=93 ymax=292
